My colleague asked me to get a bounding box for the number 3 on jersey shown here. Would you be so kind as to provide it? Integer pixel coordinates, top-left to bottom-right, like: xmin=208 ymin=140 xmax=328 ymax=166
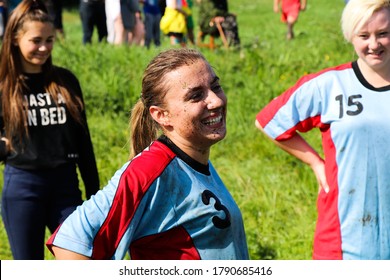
xmin=201 ymin=190 xmax=231 ymax=229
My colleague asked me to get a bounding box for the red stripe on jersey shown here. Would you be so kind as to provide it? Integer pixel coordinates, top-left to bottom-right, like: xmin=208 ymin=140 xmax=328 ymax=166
xmin=46 ymin=222 xmax=62 ymax=255
xmin=313 ymin=127 xmax=342 ymax=259
xmin=91 ymin=141 xmax=176 ymax=259
xmin=275 ymin=115 xmax=323 ymax=140
xmin=257 ymin=62 xmax=352 ymax=130
xmin=130 ymin=226 xmax=201 ymax=260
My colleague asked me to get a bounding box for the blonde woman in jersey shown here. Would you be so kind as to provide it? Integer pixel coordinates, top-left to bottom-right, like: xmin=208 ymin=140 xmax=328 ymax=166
xmin=257 ymin=0 xmax=390 ymax=259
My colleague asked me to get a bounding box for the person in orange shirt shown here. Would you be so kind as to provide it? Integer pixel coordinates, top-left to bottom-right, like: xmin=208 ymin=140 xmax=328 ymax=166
xmin=273 ymin=0 xmax=307 ymax=39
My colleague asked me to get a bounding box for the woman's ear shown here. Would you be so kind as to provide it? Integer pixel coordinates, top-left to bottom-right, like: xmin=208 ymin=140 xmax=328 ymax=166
xmin=149 ymin=105 xmax=170 ymax=127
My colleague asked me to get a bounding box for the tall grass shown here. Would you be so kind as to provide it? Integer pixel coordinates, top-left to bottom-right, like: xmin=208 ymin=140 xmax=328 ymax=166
xmin=0 ymin=0 xmax=354 ymax=260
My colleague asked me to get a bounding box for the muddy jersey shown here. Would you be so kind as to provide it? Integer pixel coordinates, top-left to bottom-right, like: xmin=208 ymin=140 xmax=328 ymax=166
xmin=47 ymin=136 xmax=249 ymax=260
xmin=257 ymin=61 xmax=390 ymax=259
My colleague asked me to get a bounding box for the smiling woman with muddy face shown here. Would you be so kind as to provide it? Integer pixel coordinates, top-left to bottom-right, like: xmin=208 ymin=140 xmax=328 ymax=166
xmin=47 ymin=48 xmax=249 ymax=260
xmin=150 ymin=57 xmax=227 ymax=164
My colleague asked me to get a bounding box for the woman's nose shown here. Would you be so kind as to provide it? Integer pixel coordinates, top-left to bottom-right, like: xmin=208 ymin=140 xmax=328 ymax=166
xmin=206 ymin=89 xmax=226 ymax=109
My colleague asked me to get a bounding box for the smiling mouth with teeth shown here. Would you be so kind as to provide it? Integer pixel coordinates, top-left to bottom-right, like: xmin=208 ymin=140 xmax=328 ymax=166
xmin=204 ymin=115 xmax=223 ymax=126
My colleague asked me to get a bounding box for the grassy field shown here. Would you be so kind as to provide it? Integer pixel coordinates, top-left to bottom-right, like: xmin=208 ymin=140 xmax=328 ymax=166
xmin=0 ymin=0 xmax=354 ymax=260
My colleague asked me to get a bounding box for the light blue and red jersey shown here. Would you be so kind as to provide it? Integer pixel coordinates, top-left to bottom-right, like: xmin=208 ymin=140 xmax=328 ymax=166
xmin=257 ymin=61 xmax=390 ymax=259
xmin=47 ymin=137 xmax=249 ymax=260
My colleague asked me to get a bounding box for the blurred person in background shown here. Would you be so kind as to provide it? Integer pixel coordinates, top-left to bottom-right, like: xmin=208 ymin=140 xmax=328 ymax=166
xmin=273 ymin=0 xmax=307 ymax=40
xmin=106 ymin=0 xmax=124 ymax=44
xmin=198 ymin=0 xmax=240 ymax=47
xmin=79 ymin=0 xmax=107 ymax=44
xmin=160 ymin=0 xmax=187 ymax=46
xmin=141 ymin=0 xmax=161 ymax=48
xmin=44 ymin=0 xmax=65 ymax=39
xmin=118 ymin=0 xmax=145 ymax=45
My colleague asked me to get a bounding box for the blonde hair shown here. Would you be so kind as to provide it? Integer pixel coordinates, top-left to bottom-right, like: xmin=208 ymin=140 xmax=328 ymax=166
xmin=342 ymin=0 xmax=390 ymax=42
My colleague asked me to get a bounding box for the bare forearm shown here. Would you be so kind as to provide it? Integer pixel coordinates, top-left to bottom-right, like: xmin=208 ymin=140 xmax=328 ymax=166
xmin=255 ymin=121 xmax=323 ymax=168
xmin=256 ymin=120 xmax=329 ymax=192
xmin=301 ymin=0 xmax=307 ymax=10
xmin=273 ymin=0 xmax=281 ymax=12
xmin=52 ymin=246 xmax=91 ymax=260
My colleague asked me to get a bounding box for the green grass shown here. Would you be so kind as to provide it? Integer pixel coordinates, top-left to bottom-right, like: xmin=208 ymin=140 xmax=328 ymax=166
xmin=0 ymin=0 xmax=354 ymax=260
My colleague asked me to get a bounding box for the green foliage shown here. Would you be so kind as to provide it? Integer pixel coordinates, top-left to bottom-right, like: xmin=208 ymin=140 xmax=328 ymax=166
xmin=0 ymin=0 xmax=353 ymax=260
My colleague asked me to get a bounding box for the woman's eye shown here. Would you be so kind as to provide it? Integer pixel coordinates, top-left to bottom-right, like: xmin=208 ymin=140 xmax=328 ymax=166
xmin=190 ymin=91 xmax=203 ymax=101
xmin=357 ymin=33 xmax=368 ymax=39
